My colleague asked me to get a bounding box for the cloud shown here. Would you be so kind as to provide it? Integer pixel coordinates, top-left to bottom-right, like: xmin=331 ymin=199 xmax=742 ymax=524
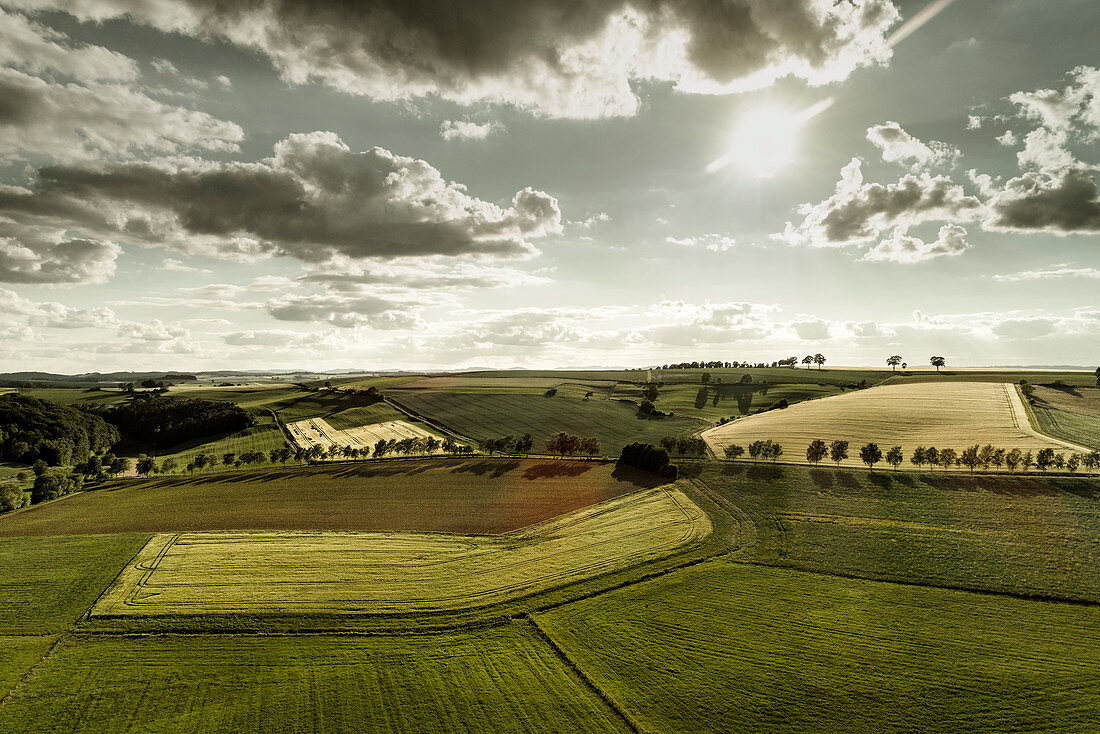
xmin=986 ymin=168 xmax=1100 ymax=234
xmin=779 ymin=157 xmax=981 ymax=247
xmin=0 ymin=287 xmax=117 ymax=328
xmin=865 ymin=121 xmax=960 ymax=169
xmin=157 ymin=257 xmax=211 ymax=274
xmin=666 ymin=233 xmax=736 ymax=252
xmin=0 ymin=10 xmax=243 ymax=161
xmin=0 ymin=8 xmax=137 ymax=82
xmin=792 ymin=319 xmax=831 ymax=341
xmin=264 ymin=292 xmax=424 ymax=329
xmin=0 ymin=223 xmax=120 ymax=283
xmin=991 ymin=318 xmax=1057 ymax=340
xmin=16 ymin=0 xmax=901 ymax=119
xmin=439 ymin=120 xmax=504 ymax=141
xmin=993 ymin=266 xmax=1100 ymax=282
xmin=861 ymin=223 xmax=969 ymax=263
xmin=0 ymin=131 xmax=562 ymax=264
xmin=298 ymin=258 xmax=548 ymax=293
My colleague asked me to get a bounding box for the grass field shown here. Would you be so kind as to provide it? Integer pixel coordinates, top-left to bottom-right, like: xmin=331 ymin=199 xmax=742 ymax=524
xmin=626 ymin=381 xmax=845 ymax=421
xmin=689 ymin=462 xmax=1100 ymax=602
xmin=0 ymin=636 xmax=56 ymax=696
xmin=391 ymin=392 xmax=707 ymax=453
xmin=702 ymin=380 xmax=1087 ymax=466
xmin=0 ymin=534 xmax=151 ymax=633
xmin=91 ymin=485 xmax=709 ymax=617
xmin=147 ymin=412 xmax=290 ymax=471
xmin=537 ymin=560 xmax=1100 ymax=733
xmin=0 ymin=626 xmax=630 ymax=733
xmin=1029 ymin=385 xmax=1100 ymax=451
xmin=0 ymin=460 xmax=657 ymax=537
xmin=324 ymin=401 xmax=408 ymax=430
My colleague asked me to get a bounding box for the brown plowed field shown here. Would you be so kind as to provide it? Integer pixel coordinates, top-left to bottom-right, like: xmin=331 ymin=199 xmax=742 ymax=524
xmin=0 ymin=459 xmax=661 ymax=537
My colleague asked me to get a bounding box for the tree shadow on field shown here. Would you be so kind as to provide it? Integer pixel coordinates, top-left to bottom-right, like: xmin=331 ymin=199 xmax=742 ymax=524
xmin=720 ymin=463 xmax=745 ymax=477
xmin=809 ymin=469 xmax=833 ymax=492
xmin=522 ymin=461 xmax=596 ymax=480
xmin=450 ymin=460 xmax=521 ymax=479
xmin=833 ymin=471 xmax=859 ymax=489
xmin=746 ymin=464 xmax=784 ymax=482
xmin=610 ymin=464 xmax=665 ymax=489
xmin=867 ymin=473 xmax=894 ymax=491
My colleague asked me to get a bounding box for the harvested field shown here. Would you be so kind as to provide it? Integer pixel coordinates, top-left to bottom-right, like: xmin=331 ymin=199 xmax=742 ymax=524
xmin=91 ymin=485 xmax=709 ymax=616
xmin=0 ymin=628 xmax=629 ymax=733
xmin=286 ymin=416 xmax=443 ymax=453
xmin=702 ymin=381 xmax=1088 ymax=467
xmin=537 ymin=561 xmax=1100 ymax=733
xmin=0 ymin=460 xmax=658 ymax=537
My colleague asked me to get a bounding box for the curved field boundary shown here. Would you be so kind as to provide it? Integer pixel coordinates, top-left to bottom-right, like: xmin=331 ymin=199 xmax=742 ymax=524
xmin=1003 ymin=382 xmax=1091 ymax=453
xmin=285 ymin=417 xmax=444 ymax=453
xmin=702 ymin=381 xmax=1086 ymax=468
xmin=90 ymin=486 xmax=712 ymax=618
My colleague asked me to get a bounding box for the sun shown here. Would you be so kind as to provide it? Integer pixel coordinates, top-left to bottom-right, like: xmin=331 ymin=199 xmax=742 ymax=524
xmin=723 ymin=106 xmax=800 ymax=177
xmin=707 ymin=99 xmax=832 ymax=177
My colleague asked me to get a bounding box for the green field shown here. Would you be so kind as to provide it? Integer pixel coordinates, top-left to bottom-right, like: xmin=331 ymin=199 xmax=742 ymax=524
xmin=147 ymin=412 xmax=290 ymax=471
xmin=391 ymin=392 xmax=708 ymax=452
xmin=0 ymin=534 xmax=151 ymax=633
xmin=689 ymin=462 xmax=1100 ymax=601
xmin=537 ymin=560 xmax=1100 ymax=733
xmin=92 ymin=486 xmax=708 ymax=617
xmin=323 ymin=401 xmax=413 ymax=430
xmin=1028 ymin=385 xmax=1100 ymax=450
xmin=626 ymin=381 xmax=844 ymax=421
xmin=0 ymin=627 xmax=630 ymax=733
xmin=0 ymin=636 xmax=56 ymax=696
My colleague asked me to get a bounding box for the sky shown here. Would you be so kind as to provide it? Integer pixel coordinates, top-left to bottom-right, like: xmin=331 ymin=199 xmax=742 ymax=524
xmin=0 ymin=0 xmax=1098 ymax=373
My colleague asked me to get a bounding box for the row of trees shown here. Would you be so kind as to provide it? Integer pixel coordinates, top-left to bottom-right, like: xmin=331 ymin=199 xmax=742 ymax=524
xmin=659 ymin=436 xmax=708 ymax=457
xmin=545 ymin=432 xmax=601 ymax=456
xmin=719 ymin=437 xmax=1100 ymax=474
xmin=480 ymin=434 xmax=536 ymax=454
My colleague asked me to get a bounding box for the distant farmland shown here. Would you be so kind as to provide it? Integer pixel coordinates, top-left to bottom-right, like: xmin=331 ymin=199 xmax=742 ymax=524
xmin=92 ymin=486 xmax=710 ymax=617
xmin=392 ymin=392 xmax=707 ymax=453
xmin=702 ymin=381 xmax=1087 ymax=467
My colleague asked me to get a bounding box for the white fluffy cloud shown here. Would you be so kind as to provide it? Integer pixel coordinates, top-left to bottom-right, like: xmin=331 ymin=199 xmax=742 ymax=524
xmin=865 ymin=121 xmax=960 ymax=169
xmin=0 ymin=221 xmax=120 ymax=284
xmin=439 ymin=120 xmax=504 ymax=141
xmin=779 ymin=157 xmax=981 ymax=247
xmin=861 ymin=223 xmax=969 ymax=264
xmin=9 ymin=0 xmax=901 ymax=119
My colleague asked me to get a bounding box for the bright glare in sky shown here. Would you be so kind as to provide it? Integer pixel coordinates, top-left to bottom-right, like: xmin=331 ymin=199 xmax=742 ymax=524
xmin=724 ymin=106 xmax=799 ymax=177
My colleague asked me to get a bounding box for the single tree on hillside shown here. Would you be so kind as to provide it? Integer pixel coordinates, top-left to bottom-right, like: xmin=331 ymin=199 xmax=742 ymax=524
xmin=642 ymin=383 xmax=659 ymax=401
xmin=135 ymin=455 xmax=156 ymax=476
xmin=885 ymin=445 xmax=903 ymax=470
xmin=930 ymin=356 xmax=946 ymax=372
xmin=829 ymin=440 xmax=849 ymax=466
xmin=806 ymin=439 xmax=828 ymax=465
xmin=802 ymin=355 xmax=814 ymax=369
xmin=814 ymin=353 xmax=826 ymax=370
xmin=860 ymin=443 xmax=883 ymax=470
xmin=886 ymin=355 xmax=902 ymax=372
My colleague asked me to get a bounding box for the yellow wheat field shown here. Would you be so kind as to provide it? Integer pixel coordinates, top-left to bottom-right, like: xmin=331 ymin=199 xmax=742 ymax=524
xmin=91 ymin=486 xmax=710 ymax=617
xmin=286 ymin=417 xmax=441 ymax=452
xmin=702 ymin=381 xmax=1088 ymax=467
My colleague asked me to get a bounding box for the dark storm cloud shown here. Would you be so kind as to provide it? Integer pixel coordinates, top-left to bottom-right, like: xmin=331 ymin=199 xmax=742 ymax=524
xmin=11 ymin=0 xmax=899 ymax=117
xmin=0 ymin=131 xmax=562 ymax=262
